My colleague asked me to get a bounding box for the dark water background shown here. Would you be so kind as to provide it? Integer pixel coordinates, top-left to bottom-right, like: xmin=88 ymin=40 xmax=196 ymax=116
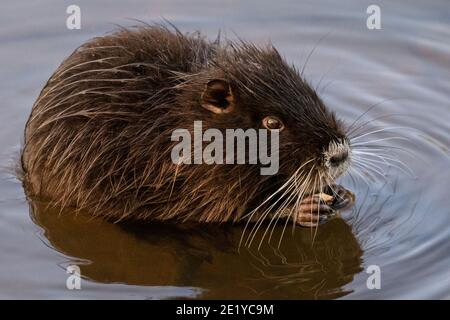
xmin=0 ymin=0 xmax=449 ymax=299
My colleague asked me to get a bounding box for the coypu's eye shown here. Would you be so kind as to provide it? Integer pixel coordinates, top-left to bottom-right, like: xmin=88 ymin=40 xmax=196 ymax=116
xmin=262 ymin=116 xmax=284 ymax=131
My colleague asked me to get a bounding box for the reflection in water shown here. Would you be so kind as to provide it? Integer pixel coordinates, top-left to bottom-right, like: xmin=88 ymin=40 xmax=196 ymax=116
xmin=30 ymin=201 xmax=362 ymax=299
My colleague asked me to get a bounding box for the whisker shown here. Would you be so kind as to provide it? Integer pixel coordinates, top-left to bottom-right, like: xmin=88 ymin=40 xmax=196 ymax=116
xmin=245 ymin=180 xmax=297 ymax=248
xmin=351 ymin=136 xmax=411 ymax=147
xmin=358 ymin=155 xmax=414 ymax=177
xmin=349 ymin=166 xmax=374 ymax=187
xmin=353 ymin=151 xmax=415 ymax=177
xmin=300 ymin=32 xmax=331 ymax=76
xmin=345 ymin=98 xmax=405 ymax=135
xmin=290 ymin=165 xmax=315 ymax=228
xmin=238 ymin=172 xmax=297 ymax=250
xmin=281 ymin=174 xmax=311 ymax=240
xmin=308 ymin=173 xmax=318 ymax=239
xmin=257 ymin=180 xmax=300 ymax=249
xmin=275 ymin=165 xmax=316 ymax=249
xmin=351 ymin=144 xmax=421 ymax=161
xmin=312 ymin=172 xmax=323 ymax=244
xmin=267 ymin=167 xmax=314 ymax=247
xmin=245 ymin=162 xmax=314 ymax=248
xmin=349 ymin=126 xmax=410 ymax=141
xmin=352 ymin=161 xmax=392 ymax=188
xmin=353 ymin=158 xmax=387 ymax=177
xmin=347 ymin=112 xmax=413 ymax=138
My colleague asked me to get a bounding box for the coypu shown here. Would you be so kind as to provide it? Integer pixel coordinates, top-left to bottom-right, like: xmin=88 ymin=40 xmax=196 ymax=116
xmin=21 ymin=25 xmax=354 ymax=233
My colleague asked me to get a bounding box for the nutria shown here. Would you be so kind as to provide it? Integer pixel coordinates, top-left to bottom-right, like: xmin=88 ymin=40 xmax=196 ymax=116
xmin=21 ymin=25 xmax=354 ymax=235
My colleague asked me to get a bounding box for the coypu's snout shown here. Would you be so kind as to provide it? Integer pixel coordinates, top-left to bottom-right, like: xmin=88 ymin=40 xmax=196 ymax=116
xmin=323 ymin=139 xmax=351 ymax=179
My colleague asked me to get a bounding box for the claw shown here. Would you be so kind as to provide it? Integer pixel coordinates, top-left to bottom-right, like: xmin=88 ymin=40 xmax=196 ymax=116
xmin=328 ymin=185 xmax=355 ymax=211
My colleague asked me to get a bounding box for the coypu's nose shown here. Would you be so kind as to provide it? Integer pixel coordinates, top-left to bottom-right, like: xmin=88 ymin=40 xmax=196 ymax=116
xmin=325 ymin=140 xmax=351 ymax=170
xmin=329 ymin=150 xmax=349 ymax=167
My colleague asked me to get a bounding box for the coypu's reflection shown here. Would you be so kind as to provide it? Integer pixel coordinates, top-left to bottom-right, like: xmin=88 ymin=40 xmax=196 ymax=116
xmin=30 ymin=201 xmax=363 ymax=299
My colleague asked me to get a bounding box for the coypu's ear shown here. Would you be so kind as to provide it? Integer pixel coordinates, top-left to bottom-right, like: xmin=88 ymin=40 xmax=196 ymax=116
xmin=200 ymin=79 xmax=235 ymax=114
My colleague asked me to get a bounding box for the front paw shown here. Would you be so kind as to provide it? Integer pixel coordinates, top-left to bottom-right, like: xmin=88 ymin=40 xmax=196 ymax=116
xmin=294 ymin=193 xmax=336 ymax=227
xmin=294 ymin=185 xmax=355 ymax=227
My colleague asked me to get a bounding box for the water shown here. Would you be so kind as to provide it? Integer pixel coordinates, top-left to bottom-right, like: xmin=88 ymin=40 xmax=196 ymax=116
xmin=0 ymin=0 xmax=449 ymax=299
